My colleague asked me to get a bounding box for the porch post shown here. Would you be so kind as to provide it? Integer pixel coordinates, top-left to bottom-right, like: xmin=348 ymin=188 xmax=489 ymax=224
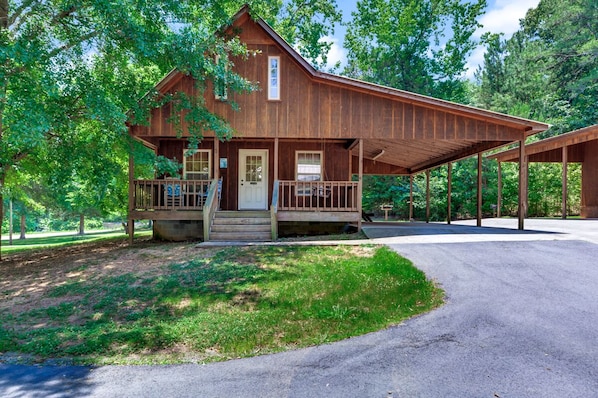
xmin=477 ymin=153 xmax=482 ymax=227
xmin=409 ymin=174 xmax=414 ymax=221
xmin=447 ymin=163 xmax=452 ymax=225
xmin=213 ymin=137 xmax=220 ymax=181
xmin=274 ymin=138 xmax=279 ymax=182
xmin=497 ymin=161 xmax=502 ymax=218
xmin=562 ymin=146 xmax=568 ymax=219
xmin=425 ymin=169 xmax=430 ymax=223
xmin=358 ymin=139 xmax=363 ymax=231
xmin=128 ymin=142 xmax=135 ymax=244
xmin=518 ymin=137 xmax=527 ymax=230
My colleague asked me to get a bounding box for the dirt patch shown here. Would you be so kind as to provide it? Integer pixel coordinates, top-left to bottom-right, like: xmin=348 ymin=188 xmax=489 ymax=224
xmin=0 ymin=234 xmax=367 ymax=318
xmin=0 ymin=239 xmax=219 ymax=316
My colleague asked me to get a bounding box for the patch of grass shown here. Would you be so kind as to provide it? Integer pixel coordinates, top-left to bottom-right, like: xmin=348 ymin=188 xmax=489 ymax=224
xmin=1 ymin=230 xmax=152 ymax=255
xmin=0 ymin=245 xmax=443 ymax=364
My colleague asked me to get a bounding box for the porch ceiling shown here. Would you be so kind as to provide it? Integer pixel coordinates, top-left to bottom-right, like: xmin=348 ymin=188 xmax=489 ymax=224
xmin=355 ymin=138 xmax=509 ymax=175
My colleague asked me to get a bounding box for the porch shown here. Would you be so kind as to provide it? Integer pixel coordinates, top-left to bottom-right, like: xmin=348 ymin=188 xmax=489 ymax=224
xmin=130 ymin=179 xmax=360 ymax=241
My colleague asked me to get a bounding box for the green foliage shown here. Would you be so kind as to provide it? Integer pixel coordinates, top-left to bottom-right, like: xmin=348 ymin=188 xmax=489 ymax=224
xmin=344 ymin=0 xmax=486 ymax=101
xmin=0 ymin=245 xmax=443 ymax=364
xmin=474 ymin=0 xmax=597 ymax=134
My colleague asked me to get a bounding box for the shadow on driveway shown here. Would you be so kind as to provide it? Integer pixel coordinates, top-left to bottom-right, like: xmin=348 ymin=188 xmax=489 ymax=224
xmin=0 ymin=364 xmax=95 ymax=397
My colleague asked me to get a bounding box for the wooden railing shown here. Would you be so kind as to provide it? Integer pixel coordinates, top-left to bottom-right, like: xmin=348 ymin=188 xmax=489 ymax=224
xmin=270 ymin=180 xmax=279 ymax=240
xmin=277 ymin=181 xmax=358 ymax=211
xmin=203 ymin=178 xmax=220 ymax=241
xmin=133 ymin=179 xmax=211 ymax=211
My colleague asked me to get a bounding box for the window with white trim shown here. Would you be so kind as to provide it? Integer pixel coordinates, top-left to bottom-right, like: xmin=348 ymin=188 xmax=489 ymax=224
xmin=183 ymin=149 xmax=211 ymax=180
xmin=268 ymin=56 xmax=280 ymax=100
xmin=296 ymin=151 xmax=322 ymax=195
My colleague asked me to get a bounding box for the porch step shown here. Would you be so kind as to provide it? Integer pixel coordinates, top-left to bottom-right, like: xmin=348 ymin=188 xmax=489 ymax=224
xmin=209 ymin=211 xmax=272 ymax=242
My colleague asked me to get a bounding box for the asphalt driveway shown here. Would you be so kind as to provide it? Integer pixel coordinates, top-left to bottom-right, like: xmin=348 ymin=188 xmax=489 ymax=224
xmin=2 ymin=219 xmax=598 ymax=397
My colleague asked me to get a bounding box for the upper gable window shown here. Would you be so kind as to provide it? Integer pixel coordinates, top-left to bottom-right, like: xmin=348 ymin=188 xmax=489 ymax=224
xmin=268 ymin=56 xmax=280 ymax=100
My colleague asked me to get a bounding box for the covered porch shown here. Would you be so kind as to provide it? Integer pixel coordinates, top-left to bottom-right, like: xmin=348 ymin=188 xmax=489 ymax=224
xmin=128 ymin=137 xmax=365 ymax=242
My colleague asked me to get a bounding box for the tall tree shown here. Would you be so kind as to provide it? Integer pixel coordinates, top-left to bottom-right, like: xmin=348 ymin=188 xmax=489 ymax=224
xmin=344 ymin=0 xmax=486 ymax=101
xmin=0 ymin=1 xmax=341 ymax=258
xmin=475 ymin=0 xmax=597 ymax=136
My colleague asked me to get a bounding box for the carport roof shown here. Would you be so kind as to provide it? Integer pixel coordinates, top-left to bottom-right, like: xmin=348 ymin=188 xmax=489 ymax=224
xmin=488 ymin=124 xmax=598 ymax=163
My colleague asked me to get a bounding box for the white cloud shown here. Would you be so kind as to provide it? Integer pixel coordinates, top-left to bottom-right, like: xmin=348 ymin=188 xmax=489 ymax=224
xmin=464 ymin=46 xmax=487 ymax=80
xmin=320 ymin=36 xmax=347 ymax=70
xmin=476 ymin=0 xmax=541 ymax=38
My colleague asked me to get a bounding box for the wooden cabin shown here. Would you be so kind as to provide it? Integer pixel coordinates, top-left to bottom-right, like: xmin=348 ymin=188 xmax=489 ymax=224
xmin=127 ymin=5 xmax=549 ymax=242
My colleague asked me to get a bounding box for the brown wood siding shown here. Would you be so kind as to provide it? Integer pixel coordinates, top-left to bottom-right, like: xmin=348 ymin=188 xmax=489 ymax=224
xmin=527 ymin=144 xmax=585 ymax=163
xmin=131 ymin=16 xmax=527 ymax=143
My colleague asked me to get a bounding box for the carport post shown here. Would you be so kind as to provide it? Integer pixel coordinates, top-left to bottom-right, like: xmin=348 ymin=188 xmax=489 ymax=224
xmin=477 ymin=153 xmax=482 ymax=227
xmin=409 ymin=174 xmax=414 ymax=221
xmin=447 ymin=163 xmax=452 ymax=225
xmin=518 ymin=138 xmax=527 ymax=230
xmin=425 ymin=169 xmax=430 ymax=223
xmin=497 ymin=161 xmax=502 ymax=218
xmin=358 ymin=139 xmax=363 ymax=231
xmin=562 ymin=146 xmax=568 ymax=219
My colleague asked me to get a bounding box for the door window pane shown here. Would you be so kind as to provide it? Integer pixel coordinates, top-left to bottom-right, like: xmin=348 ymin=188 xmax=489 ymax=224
xmin=245 ymin=155 xmax=263 ymax=182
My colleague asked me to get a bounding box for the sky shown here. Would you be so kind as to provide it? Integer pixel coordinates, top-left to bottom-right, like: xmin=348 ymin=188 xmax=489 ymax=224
xmin=325 ymin=0 xmax=542 ymax=78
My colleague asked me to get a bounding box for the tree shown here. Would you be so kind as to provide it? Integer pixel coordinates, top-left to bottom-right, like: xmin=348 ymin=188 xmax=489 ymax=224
xmin=475 ymin=0 xmax=597 ymax=136
xmin=0 ymin=1 xmax=342 ymax=259
xmin=344 ymin=0 xmax=486 ymax=101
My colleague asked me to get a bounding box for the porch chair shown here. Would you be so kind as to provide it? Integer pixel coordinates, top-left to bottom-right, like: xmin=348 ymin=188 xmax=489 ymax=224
xmin=164 ymin=182 xmax=181 ymax=207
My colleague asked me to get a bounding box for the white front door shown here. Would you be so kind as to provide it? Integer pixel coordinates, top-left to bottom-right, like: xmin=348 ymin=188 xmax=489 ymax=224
xmin=238 ymin=149 xmax=268 ymax=210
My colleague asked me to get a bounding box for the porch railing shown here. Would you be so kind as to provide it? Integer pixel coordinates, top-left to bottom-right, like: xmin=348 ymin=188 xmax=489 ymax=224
xmin=271 ymin=180 xmax=279 ymax=240
xmin=277 ymin=181 xmax=358 ymax=211
xmin=133 ymin=179 xmax=211 ymax=211
xmin=203 ymin=178 xmax=221 ymax=240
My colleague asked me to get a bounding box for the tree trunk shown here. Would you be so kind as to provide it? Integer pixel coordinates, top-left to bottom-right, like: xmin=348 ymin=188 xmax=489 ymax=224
xmin=1 ymin=0 xmax=8 ymax=259
xmin=79 ymin=214 xmax=85 ymax=235
xmin=0 ymin=0 xmax=8 ymax=30
xmin=0 ymin=191 xmax=3 ymax=260
xmin=9 ymin=198 xmax=13 ymax=245
xmin=20 ymin=214 xmax=26 ymax=239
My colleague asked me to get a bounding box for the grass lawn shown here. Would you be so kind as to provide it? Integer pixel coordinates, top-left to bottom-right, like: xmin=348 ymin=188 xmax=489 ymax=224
xmin=0 ymin=240 xmax=443 ymax=365
xmin=0 ymin=230 xmax=152 ymax=255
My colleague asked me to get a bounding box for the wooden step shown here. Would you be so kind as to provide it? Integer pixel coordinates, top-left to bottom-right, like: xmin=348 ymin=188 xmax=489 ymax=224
xmin=215 ymin=211 xmax=270 ymax=218
xmin=212 ymin=217 xmax=270 ymax=225
xmin=211 ymin=224 xmax=270 ymax=233
xmin=209 ymin=231 xmax=272 ymax=241
xmin=208 ymin=210 xmax=272 ymax=242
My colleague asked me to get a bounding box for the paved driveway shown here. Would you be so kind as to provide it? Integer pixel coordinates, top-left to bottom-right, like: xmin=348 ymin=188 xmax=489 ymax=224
xmin=2 ymin=219 xmax=598 ymax=397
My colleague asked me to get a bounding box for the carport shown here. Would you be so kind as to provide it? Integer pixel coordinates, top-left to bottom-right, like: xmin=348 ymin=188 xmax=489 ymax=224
xmin=489 ymin=124 xmax=598 ymax=219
